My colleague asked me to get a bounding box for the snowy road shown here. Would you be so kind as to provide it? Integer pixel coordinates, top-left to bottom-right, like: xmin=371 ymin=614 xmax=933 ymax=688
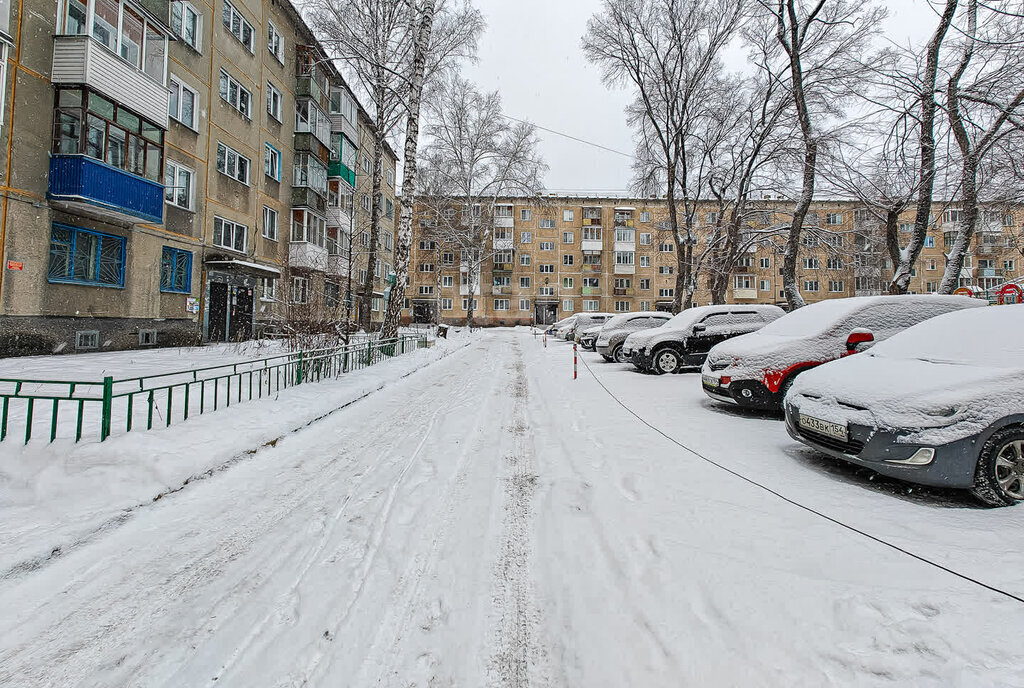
xmin=2 ymin=329 xmax=1024 ymax=687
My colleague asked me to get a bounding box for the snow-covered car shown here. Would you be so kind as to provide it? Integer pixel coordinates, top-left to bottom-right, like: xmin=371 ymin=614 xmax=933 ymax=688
xmin=624 ymin=305 xmax=785 ymax=374
xmin=596 ymin=312 xmax=673 ymax=362
xmin=701 ymin=295 xmax=984 ymax=411
xmin=577 ymin=324 xmax=605 ymax=351
xmin=570 ymin=313 xmax=615 ymax=343
xmin=784 ymin=305 xmax=1024 ymax=506
xmin=549 ymin=316 xmax=577 ymax=338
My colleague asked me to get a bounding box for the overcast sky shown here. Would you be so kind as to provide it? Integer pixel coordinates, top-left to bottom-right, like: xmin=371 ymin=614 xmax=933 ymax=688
xmin=461 ymin=0 xmax=942 ymax=193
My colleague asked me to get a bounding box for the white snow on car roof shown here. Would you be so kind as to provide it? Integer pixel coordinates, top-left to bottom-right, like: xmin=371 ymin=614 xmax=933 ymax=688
xmin=758 ymin=295 xmax=980 ymax=338
xmin=664 ymin=304 xmax=780 ymax=330
xmin=869 ymin=304 xmax=1024 ymax=368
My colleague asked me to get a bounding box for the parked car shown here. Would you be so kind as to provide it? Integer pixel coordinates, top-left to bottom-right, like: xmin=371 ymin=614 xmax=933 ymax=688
xmin=784 ymin=305 xmax=1024 ymax=506
xmin=555 ymin=316 xmax=580 ymax=340
xmin=578 ymin=324 xmax=605 ymax=351
xmin=571 ymin=313 xmax=615 ymax=344
xmin=701 ymin=295 xmax=984 ymax=411
xmin=547 ymin=316 xmax=575 ymax=337
xmin=595 ymin=312 xmax=673 ymax=362
xmin=623 ymin=305 xmax=785 ymax=374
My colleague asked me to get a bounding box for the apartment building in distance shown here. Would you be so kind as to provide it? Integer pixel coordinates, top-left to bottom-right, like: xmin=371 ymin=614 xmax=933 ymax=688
xmin=401 ymin=195 xmax=1023 ymax=327
xmin=0 ymin=0 xmax=397 ymax=356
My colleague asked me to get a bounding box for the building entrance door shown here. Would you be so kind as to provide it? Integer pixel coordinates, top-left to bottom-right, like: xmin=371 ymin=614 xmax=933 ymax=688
xmin=208 ymin=282 xmax=229 ymax=342
xmin=535 ymin=303 xmax=558 ymax=325
xmin=229 ymin=286 xmax=254 ymax=341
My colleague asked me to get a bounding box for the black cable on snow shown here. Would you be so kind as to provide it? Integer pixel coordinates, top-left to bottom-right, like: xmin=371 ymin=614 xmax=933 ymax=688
xmin=576 ymin=353 xmax=1024 ymax=607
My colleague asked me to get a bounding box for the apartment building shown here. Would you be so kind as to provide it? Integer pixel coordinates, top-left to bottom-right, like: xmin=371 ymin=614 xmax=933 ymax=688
xmin=0 ymin=0 xmax=396 ymax=356
xmin=401 ymin=196 xmax=1023 ymax=326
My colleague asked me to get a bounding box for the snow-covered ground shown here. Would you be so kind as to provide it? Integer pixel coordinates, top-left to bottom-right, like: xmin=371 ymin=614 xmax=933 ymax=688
xmin=1 ymin=328 xmax=1022 ymax=687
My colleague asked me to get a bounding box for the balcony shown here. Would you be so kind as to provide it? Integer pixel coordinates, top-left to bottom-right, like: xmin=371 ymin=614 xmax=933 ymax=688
xmin=328 ymin=160 xmax=356 ymax=187
xmin=327 ymin=206 xmax=353 ymax=231
xmin=329 ymin=112 xmax=358 ymax=145
xmin=583 ymin=264 xmax=603 ymax=273
xmin=492 ymin=262 xmax=514 ymax=272
xmin=614 ymin=264 xmax=636 ymax=275
xmin=289 ymin=241 xmax=328 ymax=271
xmin=976 ymin=267 xmax=1004 ymax=278
xmin=581 ymin=240 xmax=603 ymax=252
xmin=733 ymin=288 xmax=758 ymax=300
xmin=581 ymin=287 xmax=601 ymax=296
xmin=613 ymin=287 xmax=635 ymax=296
xmin=292 ymin=187 xmax=327 ymax=214
xmin=48 ymin=155 xmax=163 ymax=224
xmin=52 ymin=35 xmax=169 ymax=128
xmin=327 ymin=254 xmax=349 ymax=276
xmin=460 ymin=284 xmax=480 ymax=295
xmin=614 ymin=241 xmax=636 ymax=252
xmin=296 ymin=75 xmax=330 ymax=112
xmin=493 ymin=238 xmax=514 ymax=251
xmin=494 ymin=217 xmax=514 ymax=228
xmin=492 ymin=285 xmax=511 ymax=295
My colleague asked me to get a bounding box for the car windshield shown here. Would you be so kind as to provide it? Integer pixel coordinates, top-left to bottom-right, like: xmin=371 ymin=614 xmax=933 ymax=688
xmin=757 ymin=299 xmax=867 ymax=338
xmin=664 ymin=306 xmax=717 ymax=330
xmin=869 ymin=305 xmax=1024 ymax=368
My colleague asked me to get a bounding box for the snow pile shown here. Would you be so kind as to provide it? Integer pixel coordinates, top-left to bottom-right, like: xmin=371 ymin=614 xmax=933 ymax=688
xmin=789 ymin=304 xmax=1024 ymax=445
xmin=0 ymin=331 xmax=469 ymax=574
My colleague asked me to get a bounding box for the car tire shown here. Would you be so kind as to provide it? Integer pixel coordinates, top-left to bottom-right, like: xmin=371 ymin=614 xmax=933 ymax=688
xmin=612 ymin=345 xmax=627 ymax=363
xmin=970 ymin=427 xmax=1024 ymax=507
xmin=601 ymin=355 xmax=613 ymax=362
xmin=652 ymin=347 xmax=681 ymax=375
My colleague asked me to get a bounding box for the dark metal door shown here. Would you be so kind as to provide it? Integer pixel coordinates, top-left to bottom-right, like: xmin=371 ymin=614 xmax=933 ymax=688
xmin=535 ymin=303 xmax=557 ymax=325
xmin=209 ymin=282 xmax=229 ymax=342
xmin=229 ymin=287 xmax=254 ymax=341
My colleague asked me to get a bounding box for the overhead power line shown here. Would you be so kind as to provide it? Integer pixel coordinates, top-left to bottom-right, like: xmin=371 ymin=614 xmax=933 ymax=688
xmin=499 ymin=113 xmax=638 ymax=160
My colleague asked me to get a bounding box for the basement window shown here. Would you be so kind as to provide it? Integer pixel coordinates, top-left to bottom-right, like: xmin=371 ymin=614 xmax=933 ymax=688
xmin=76 ymin=330 xmax=99 ymax=350
xmin=138 ymin=329 xmax=157 ymax=346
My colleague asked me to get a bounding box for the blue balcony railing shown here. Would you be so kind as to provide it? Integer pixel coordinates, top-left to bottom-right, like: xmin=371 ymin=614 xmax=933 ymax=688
xmin=48 ymin=155 xmax=163 ymax=224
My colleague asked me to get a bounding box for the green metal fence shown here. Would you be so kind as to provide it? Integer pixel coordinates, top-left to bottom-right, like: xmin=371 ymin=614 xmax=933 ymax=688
xmin=0 ymin=335 xmax=426 ymax=445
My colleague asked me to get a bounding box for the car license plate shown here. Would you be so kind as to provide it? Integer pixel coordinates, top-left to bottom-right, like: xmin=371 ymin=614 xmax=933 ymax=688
xmin=799 ymin=414 xmax=848 ymax=442
xmin=702 ymin=374 xmax=719 ymax=388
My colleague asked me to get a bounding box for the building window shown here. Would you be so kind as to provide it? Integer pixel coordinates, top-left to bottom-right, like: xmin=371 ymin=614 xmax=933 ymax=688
xmin=1006 ymin=260 xmax=1016 ymax=271
xmin=267 ymin=21 xmax=283 ymax=63
xmin=519 ymin=298 xmax=530 ymax=311
xmin=262 ymin=206 xmax=278 ymax=240
xmin=60 ymin=0 xmax=169 ymax=78
xmin=418 ymin=285 xmax=434 ymax=295
xmin=638 ymin=278 xmax=650 ymax=290
xmin=441 ymin=298 xmax=454 ymax=310
xmin=759 ymin=279 xmax=770 ymax=292
xmin=171 ymin=1 xmax=202 ymax=51
xmin=290 ymin=208 xmax=327 ymax=247
xmin=266 ymin=81 xmax=283 ymax=122
xmin=562 ymin=277 xmax=574 ymax=288
xmin=639 ymin=232 xmax=652 ymax=245
xmin=291 ymin=276 xmax=309 ymax=304
xmin=494 ymin=299 xmax=510 ymax=311
xmin=160 ymin=246 xmax=192 ymax=293
xmin=615 ymin=251 xmax=634 ymax=265
xmin=520 ymin=231 xmax=532 ymax=244
xmin=168 ymin=75 xmax=198 ymax=129
xmin=52 ymin=87 xmax=164 ymax=182
xmin=563 ymin=254 xmax=574 ymax=266
xmin=213 ymin=216 xmax=247 ymax=252
xmin=563 ymin=210 xmax=574 ymax=222
xmin=615 ymin=301 xmax=630 ymax=312
xmin=521 ymin=209 xmax=532 ymax=221
xmin=520 ymin=276 xmax=531 ymax=288
xmin=385 ymin=197 xmax=394 ymax=219
xmin=295 ymin=98 xmax=331 ymax=146
xmin=803 ymin=280 xmax=819 ymax=292
xmin=260 ymin=277 xmax=277 ymax=301
xmin=759 ymin=257 xmax=771 ymax=269
xmin=164 ymin=160 xmax=193 ymax=210
xmin=582 ymin=300 xmax=598 ymax=311
xmin=826 ymin=213 xmax=844 ymax=225
xmin=562 ymin=299 xmax=574 ymax=312
xmin=829 ymin=280 xmax=844 ymax=292
xmin=639 ymin=211 xmax=651 ymax=223
xmin=659 ymin=288 xmax=674 ymax=297
xmin=48 ymin=224 xmax=125 ymax=288
xmin=76 ymin=331 xmax=100 ymax=350
xmin=658 ymin=265 xmax=674 ymax=275
xmin=387 ymin=169 xmax=395 ymax=187
xmin=539 ymin=264 xmax=554 ymax=273
xmin=539 ymin=286 xmax=555 ymax=296
xmin=440 ymin=275 xmax=454 ymax=287
xmin=659 ymin=242 xmax=674 ymax=253
xmin=219 ymin=69 xmax=252 ymax=118
xmin=826 ymin=257 xmax=843 ymax=270
xmin=540 ymin=241 xmax=554 ymax=251
xmin=418 ymin=263 xmax=434 ymax=272
xmin=264 ymin=143 xmax=281 ymax=181
xmin=216 ymin=142 xmax=250 ymax=184
xmin=639 ymin=256 xmax=651 ymax=268
xmin=539 ymin=219 xmax=556 ymax=229
xmin=615 ymin=228 xmax=635 ymax=242
xmin=222 ymin=0 xmax=254 ymax=51
xmin=562 ymin=231 xmax=574 ymax=244
xmin=293 ymin=152 xmax=328 ymax=196
xmin=520 ymin=254 xmax=531 ymax=266
xmin=614 ymin=278 xmax=631 ymax=288
xmin=462 ymin=298 xmax=478 ymax=310
xmin=802 ymin=257 xmax=819 ymax=270
xmin=924 ymin=236 xmax=935 ymax=248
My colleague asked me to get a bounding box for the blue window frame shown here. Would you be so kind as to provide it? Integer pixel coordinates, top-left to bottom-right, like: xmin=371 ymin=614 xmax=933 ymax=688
xmin=48 ymin=223 xmax=125 ymax=288
xmin=160 ymin=246 xmax=192 ymax=293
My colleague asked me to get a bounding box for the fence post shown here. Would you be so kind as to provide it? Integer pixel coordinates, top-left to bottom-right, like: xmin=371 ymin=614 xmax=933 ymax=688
xmin=365 ymin=342 xmax=372 ymax=366
xmin=100 ymin=376 xmax=114 ymax=441
xmin=296 ymin=351 xmax=304 ymax=386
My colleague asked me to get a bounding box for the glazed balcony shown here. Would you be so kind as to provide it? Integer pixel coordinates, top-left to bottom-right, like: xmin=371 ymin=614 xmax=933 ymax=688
xmin=289 ymin=241 xmax=328 ymax=272
xmin=48 ymin=155 xmax=163 ymax=224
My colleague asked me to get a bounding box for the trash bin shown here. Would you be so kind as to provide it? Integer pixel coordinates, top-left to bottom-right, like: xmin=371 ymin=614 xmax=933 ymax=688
xmin=437 ymin=324 xmax=449 ymax=339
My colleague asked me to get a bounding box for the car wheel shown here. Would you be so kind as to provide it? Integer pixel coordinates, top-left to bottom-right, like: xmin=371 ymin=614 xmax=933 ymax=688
xmin=601 ymin=355 xmax=613 ymax=362
xmin=971 ymin=427 xmax=1024 ymax=507
xmin=652 ymin=347 xmax=681 ymax=375
xmin=612 ymin=345 xmax=627 ymax=363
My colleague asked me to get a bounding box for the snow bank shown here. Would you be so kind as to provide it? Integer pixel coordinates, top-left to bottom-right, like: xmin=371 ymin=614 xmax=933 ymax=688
xmin=0 ymin=332 xmax=469 ymax=574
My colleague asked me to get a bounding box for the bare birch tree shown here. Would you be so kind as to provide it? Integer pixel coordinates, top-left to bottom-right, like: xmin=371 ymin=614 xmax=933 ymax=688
xmin=416 ymin=77 xmax=546 ymax=327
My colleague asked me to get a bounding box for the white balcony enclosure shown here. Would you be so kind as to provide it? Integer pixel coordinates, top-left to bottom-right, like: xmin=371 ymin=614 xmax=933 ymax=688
xmin=289 ymin=241 xmax=329 ymax=271
xmin=327 ymin=254 xmax=349 ymax=276
xmin=732 ymin=288 xmax=758 ymax=300
xmin=326 ymin=206 xmax=353 ymax=232
xmin=614 ymin=241 xmax=636 ymax=253
xmin=581 ymin=240 xmax=603 ymax=252
xmin=52 ymin=35 xmax=169 ymax=128
xmin=494 ymin=217 xmax=514 ymax=229
xmin=494 ymin=238 xmax=514 ymax=251
xmin=613 ymin=264 xmax=636 ymax=275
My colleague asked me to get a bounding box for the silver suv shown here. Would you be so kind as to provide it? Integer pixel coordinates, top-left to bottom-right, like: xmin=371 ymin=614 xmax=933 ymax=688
xmin=595 ymin=312 xmax=672 ymax=363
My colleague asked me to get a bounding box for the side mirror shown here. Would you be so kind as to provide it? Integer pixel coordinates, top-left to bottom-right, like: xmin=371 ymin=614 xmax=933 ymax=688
xmin=692 ymin=323 xmax=707 ymax=333
xmin=846 ymin=329 xmax=874 ymax=352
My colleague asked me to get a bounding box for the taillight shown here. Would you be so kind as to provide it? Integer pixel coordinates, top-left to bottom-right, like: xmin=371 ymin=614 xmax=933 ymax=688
xmin=720 ymin=376 xmax=731 ymax=386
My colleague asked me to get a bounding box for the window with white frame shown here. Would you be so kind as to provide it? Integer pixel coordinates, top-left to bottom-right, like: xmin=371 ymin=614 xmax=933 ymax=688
xmin=519 ymin=298 xmax=530 ymax=311
xmin=222 ymin=0 xmax=254 ymax=51
xmin=260 ymin=277 xmax=276 ymax=301
xmin=639 ymin=232 xmax=652 ymax=245
xmin=461 ymin=298 xmax=477 ymax=310
xmin=1005 ymin=260 xmax=1016 ymax=271
xmin=213 ymin=216 xmax=247 ymax=252
xmin=164 ymin=160 xmax=193 ymax=210
xmin=538 ymin=264 xmax=554 ymax=273
xmin=418 ymin=263 xmax=434 ymax=272
xmin=266 ymin=81 xmax=283 ymax=121
xmin=639 ymin=255 xmax=651 ymax=268
xmin=262 ymin=206 xmax=278 ymax=240
xmin=442 ymin=275 xmax=454 ymax=287
xmin=562 ymin=299 xmax=574 ymax=312
xmin=520 ymin=276 xmax=531 ymax=288
xmin=539 ymin=219 xmax=556 ymax=229
xmin=219 ymin=69 xmax=251 ymax=118
xmin=494 ymin=299 xmax=510 ymax=311
xmin=494 ymin=204 xmax=512 ymax=217
xmin=659 ymin=242 xmax=674 ymax=252
xmin=520 ymin=254 xmax=531 ymax=266
xmin=639 ymin=301 xmax=651 ymax=310
xmin=562 ymin=231 xmax=574 ymax=243
xmin=759 ymin=279 xmax=770 ymax=292
xmin=418 ymin=285 xmax=434 ymax=295
xmin=826 ymin=257 xmax=843 ymax=270
xmin=733 ymin=275 xmax=754 ymax=290
xmin=638 ymin=278 xmax=650 ymax=290
xmin=615 ymin=301 xmax=630 ymax=312
xmin=659 ymin=288 xmax=674 ymax=297
xmin=168 ymin=76 xmax=198 ymax=129
xmin=563 ymin=254 xmax=574 ymax=266
xmin=639 ymin=211 xmax=651 ymax=223
xmin=614 ymin=252 xmax=634 ymax=266
xmin=171 ymin=1 xmax=202 ymax=51
xmin=520 ymin=209 xmax=532 ymax=221
xmin=583 ymin=300 xmax=599 ymax=311
xmin=520 ymin=231 xmax=532 ymax=244
xmin=802 ymin=257 xmax=819 ymax=270
xmin=216 ymin=142 xmax=250 ymax=184
xmin=562 ymin=277 xmax=574 ymax=288
xmin=539 ymin=286 xmax=555 ymax=296
xmin=441 ymin=298 xmax=453 ymax=310
xmin=267 ymin=21 xmax=283 ymax=63
xmin=291 ymin=276 xmax=309 ymax=304
xmin=826 ymin=213 xmax=844 ymax=225
xmin=563 ymin=210 xmax=574 ymax=222
xmin=829 ymin=280 xmax=844 ymax=292
xmin=759 ymin=257 xmax=771 ymax=269
xmin=539 ymin=241 xmax=554 ymax=251
xmin=387 ymin=169 xmax=395 ymax=187
xmin=583 ymin=277 xmax=599 ymax=288
xmin=659 ymin=265 xmax=674 ymax=275
xmin=264 ymin=143 xmax=281 ymax=181
xmin=803 ymin=280 xmax=819 ymax=292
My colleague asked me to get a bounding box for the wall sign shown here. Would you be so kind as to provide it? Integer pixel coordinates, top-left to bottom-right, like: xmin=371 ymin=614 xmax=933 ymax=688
xmin=186 ymin=297 xmax=200 ymax=313
xmin=6 ymin=260 xmax=22 ymax=270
